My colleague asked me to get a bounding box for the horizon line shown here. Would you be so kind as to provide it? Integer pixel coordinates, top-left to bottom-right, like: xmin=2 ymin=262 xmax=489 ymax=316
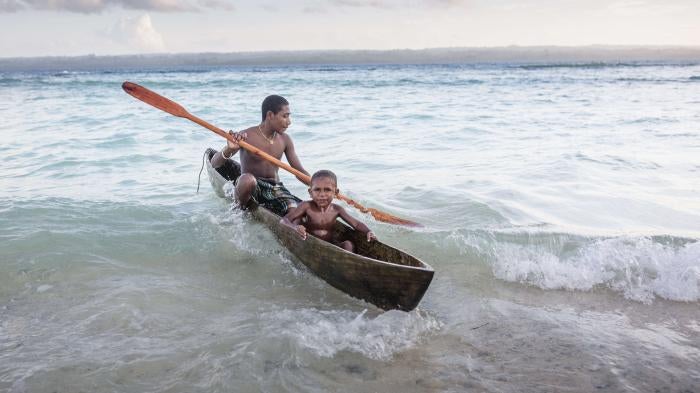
xmin=3 ymin=44 xmax=700 ymax=61
xmin=3 ymin=45 xmax=700 ymax=72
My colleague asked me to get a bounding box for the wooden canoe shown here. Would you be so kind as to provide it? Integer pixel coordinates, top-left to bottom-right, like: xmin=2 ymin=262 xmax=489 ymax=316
xmin=204 ymin=148 xmax=434 ymax=311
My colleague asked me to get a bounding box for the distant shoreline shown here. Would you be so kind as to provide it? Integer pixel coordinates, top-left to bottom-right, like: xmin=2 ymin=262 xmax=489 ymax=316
xmin=2 ymin=46 xmax=700 ymax=72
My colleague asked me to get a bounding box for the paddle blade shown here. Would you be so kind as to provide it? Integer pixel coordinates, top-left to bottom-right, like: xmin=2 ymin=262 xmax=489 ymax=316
xmin=338 ymin=194 xmax=421 ymax=227
xmin=368 ymin=208 xmax=422 ymax=227
xmin=122 ymin=81 xmax=190 ymax=118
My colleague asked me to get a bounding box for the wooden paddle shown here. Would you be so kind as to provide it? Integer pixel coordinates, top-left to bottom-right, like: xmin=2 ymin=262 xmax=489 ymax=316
xmin=122 ymin=81 xmax=420 ymax=227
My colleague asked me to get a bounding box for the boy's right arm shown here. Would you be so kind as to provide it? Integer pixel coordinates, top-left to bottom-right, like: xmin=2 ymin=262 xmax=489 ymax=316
xmin=280 ymin=203 xmax=308 ymax=240
xmin=211 ymin=130 xmax=247 ymax=168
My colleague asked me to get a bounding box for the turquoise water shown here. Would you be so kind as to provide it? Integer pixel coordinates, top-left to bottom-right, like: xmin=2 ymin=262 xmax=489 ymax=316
xmin=1 ymin=63 xmax=699 ymax=391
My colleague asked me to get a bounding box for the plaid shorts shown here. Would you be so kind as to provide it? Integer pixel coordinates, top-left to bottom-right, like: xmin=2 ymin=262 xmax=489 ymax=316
xmin=251 ymin=178 xmax=301 ymax=216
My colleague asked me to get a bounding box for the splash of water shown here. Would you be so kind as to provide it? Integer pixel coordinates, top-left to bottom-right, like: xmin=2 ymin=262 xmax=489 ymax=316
xmin=268 ymin=308 xmax=442 ymax=360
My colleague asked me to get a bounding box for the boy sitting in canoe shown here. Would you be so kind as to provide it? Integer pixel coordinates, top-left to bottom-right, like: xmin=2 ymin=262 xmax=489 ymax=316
xmin=211 ymin=94 xmax=309 ymax=216
xmin=281 ymin=170 xmax=376 ymax=252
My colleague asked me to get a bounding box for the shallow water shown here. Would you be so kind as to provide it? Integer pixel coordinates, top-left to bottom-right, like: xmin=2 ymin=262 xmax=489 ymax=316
xmin=1 ymin=63 xmax=699 ymax=392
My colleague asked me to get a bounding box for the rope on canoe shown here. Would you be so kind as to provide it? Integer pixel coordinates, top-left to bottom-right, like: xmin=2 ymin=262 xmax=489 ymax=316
xmin=196 ymin=150 xmax=207 ymax=193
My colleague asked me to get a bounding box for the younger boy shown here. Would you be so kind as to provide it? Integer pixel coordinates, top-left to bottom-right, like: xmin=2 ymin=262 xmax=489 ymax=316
xmin=281 ymin=170 xmax=376 ymax=252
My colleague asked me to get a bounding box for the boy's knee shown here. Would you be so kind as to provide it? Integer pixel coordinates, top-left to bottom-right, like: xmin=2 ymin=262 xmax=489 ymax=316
xmin=342 ymin=240 xmax=354 ymax=253
xmin=235 ymin=174 xmax=257 ymax=204
xmin=237 ymin=174 xmax=257 ymax=190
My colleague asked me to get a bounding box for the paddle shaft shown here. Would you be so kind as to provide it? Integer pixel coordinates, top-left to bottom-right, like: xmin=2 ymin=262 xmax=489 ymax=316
xmin=189 ymin=113 xmax=313 ymax=184
xmin=188 ymin=114 xmax=391 ymax=215
xmin=202 ymin=117 xmax=374 ymax=210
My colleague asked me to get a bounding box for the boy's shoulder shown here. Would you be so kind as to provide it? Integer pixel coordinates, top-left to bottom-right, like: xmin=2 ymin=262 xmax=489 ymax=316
xmin=280 ymin=132 xmax=294 ymax=143
xmin=331 ymin=203 xmax=346 ymax=212
xmin=298 ymin=200 xmax=321 ymax=212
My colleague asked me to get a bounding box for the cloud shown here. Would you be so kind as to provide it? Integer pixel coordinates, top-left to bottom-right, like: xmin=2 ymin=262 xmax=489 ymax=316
xmin=330 ymin=0 xmax=465 ymax=6
xmin=0 ymin=0 xmax=24 ymax=12
xmin=331 ymin=0 xmax=393 ymax=7
xmin=1 ymin=0 xmax=234 ymax=13
xmin=109 ymin=14 xmax=166 ymax=52
xmin=302 ymin=0 xmax=465 ymax=13
xmin=197 ymin=0 xmax=233 ymax=10
xmin=607 ymin=0 xmax=689 ymax=15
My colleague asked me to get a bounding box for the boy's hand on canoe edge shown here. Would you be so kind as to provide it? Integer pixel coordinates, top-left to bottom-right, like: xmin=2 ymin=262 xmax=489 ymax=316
xmin=367 ymin=231 xmax=376 ymax=242
xmin=296 ymin=225 xmax=307 ymax=240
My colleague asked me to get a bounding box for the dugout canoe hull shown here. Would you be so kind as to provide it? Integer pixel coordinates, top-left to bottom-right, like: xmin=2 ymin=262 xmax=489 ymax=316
xmin=204 ymin=148 xmax=433 ymax=311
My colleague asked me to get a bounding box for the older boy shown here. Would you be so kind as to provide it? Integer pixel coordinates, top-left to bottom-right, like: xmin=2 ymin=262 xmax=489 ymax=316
xmin=211 ymin=95 xmax=309 ymax=215
xmin=281 ymin=170 xmax=376 ymax=252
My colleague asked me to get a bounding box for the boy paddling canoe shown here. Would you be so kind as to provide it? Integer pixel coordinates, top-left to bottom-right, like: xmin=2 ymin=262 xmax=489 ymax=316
xmin=211 ymin=95 xmax=309 ymax=215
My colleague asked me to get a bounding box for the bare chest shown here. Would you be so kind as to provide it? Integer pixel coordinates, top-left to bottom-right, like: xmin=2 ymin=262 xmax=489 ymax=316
xmin=305 ymin=209 xmax=339 ymax=231
xmin=240 ymin=133 xmax=285 ymax=172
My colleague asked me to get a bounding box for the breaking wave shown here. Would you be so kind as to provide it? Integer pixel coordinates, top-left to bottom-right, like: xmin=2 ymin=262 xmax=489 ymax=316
xmin=447 ymin=229 xmax=700 ymax=304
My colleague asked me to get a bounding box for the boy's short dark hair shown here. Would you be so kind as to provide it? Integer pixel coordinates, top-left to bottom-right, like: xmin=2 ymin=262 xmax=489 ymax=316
xmin=261 ymin=95 xmax=289 ymax=121
xmin=311 ymin=170 xmax=337 ymax=185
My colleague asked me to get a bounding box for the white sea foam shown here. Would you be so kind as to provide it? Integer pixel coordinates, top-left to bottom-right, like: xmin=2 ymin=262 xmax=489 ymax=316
xmin=35 ymin=284 xmax=53 ymax=293
xmin=269 ymin=308 xmax=442 ymax=360
xmin=488 ymin=235 xmax=700 ymax=303
xmin=203 ymin=201 xmax=284 ymax=257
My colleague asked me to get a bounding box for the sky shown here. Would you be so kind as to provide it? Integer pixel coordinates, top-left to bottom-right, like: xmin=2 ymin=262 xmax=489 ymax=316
xmin=0 ymin=0 xmax=699 ymax=58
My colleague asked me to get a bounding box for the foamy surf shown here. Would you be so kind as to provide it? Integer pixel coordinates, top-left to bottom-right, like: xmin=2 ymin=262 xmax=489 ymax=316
xmin=269 ymin=308 xmax=442 ymax=360
xmin=449 ymin=229 xmax=700 ymax=303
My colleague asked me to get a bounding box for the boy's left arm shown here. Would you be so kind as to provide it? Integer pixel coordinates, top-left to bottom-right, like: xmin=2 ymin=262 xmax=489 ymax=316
xmin=282 ymin=135 xmax=310 ymax=181
xmin=337 ymin=206 xmax=376 ymax=242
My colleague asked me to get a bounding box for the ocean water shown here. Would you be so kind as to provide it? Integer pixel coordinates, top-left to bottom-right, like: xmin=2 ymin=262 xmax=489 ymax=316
xmin=1 ymin=62 xmax=699 ymax=392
